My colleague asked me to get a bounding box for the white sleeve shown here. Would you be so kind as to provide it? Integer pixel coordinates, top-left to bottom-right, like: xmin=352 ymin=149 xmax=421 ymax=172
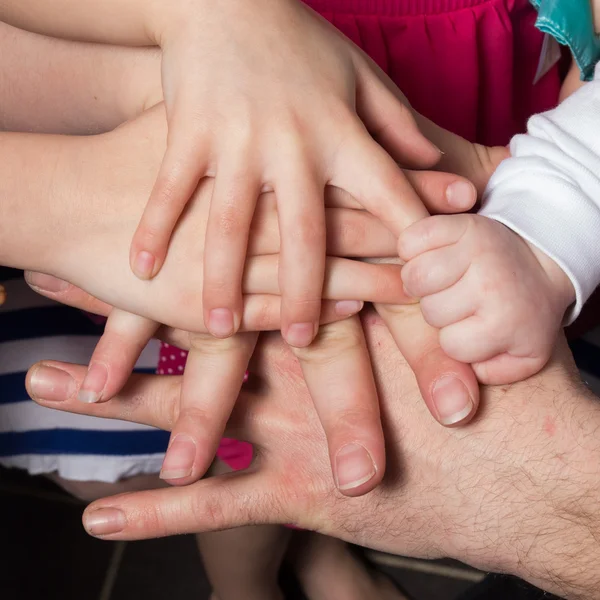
xmin=479 ymin=64 xmax=600 ymax=324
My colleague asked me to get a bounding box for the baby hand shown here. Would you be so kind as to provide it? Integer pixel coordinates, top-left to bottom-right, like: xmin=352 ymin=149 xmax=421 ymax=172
xmin=398 ymin=214 xmax=575 ymax=384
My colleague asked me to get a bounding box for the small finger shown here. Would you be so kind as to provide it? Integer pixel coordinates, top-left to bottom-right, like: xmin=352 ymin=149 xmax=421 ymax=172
xmin=401 ymin=244 xmax=470 ymax=298
xmin=78 ymin=310 xmax=159 ymax=404
xmin=275 ymin=165 xmax=326 ymax=348
xmin=398 ymin=214 xmax=470 ymax=262
xmin=203 ymin=161 xmax=261 ymax=338
xmin=160 ymin=332 xmax=257 ymax=485
xmin=332 ymin=131 xmax=429 ymax=237
xmin=439 ymin=316 xmax=508 ymax=364
xmin=130 ymin=114 xmax=210 ymax=280
xmin=419 ymin=278 xmax=477 ymax=329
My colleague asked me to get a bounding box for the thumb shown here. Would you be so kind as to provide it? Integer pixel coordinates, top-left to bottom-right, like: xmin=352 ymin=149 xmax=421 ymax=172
xmin=413 ymin=113 xmax=510 ymax=196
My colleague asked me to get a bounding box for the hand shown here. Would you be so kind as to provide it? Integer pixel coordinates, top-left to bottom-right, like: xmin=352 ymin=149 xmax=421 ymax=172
xmin=43 ymin=104 xmax=471 ymax=334
xmin=27 ymin=318 xmax=600 ymax=600
xmin=133 ymin=0 xmax=441 ymax=346
xmin=399 ymin=214 xmax=576 ymax=384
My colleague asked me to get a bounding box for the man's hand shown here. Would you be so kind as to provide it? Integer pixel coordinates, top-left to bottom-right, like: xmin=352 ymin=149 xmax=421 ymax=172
xmin=27 ymin=314 xmax=600 ymax=599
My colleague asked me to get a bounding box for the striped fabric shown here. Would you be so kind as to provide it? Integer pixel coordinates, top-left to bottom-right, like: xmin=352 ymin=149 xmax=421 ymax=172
xmin=0 ymin=269 xmax=168 ymax=483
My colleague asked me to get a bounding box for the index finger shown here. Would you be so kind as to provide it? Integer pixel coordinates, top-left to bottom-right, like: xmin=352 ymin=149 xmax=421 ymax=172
xmin=374 ymin=303 xmax=479 ymax=427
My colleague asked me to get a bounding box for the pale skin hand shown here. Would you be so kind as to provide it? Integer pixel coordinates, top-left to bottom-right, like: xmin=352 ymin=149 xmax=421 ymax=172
xmin=0 ymin=0 xmax=441 ymax=346
xmin=0 ymin=29 xmax=489 ymax=492
xmin=26 ymin=320 xmax=600 ymax=600
xmin=399 ymin=214 xmax=576 ymax=384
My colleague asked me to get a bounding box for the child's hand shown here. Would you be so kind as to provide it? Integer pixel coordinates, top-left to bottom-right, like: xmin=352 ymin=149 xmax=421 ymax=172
xmin=132 ymin=0 xmax=439 ymax=347
xmin=398 ymin=214 xmax=576 ymax=384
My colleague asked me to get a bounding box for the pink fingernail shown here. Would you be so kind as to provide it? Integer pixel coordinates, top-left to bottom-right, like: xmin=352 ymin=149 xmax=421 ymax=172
xmin=30 ymin=365 xmax=76 ymax=402
xmin=207 ymin=308 xmax=234 ymax=338
xmin=24 ymin=272 xmax=69 ymax=293
xmin=335 ymin=443 xmax=377 ymax=491
xmin=446 ymin=181 xmax=476 ymax=209
xmin=160 ymin=434 xmax=196 ymax=480
xmin=432 ymin=376 xmax=474 ymax=425
xmin=286 ymin=322 xmax=316 ymax=348
xmin=334 ymin=301 xmax=363 ymax=316
xmin=84 ymin=508 xmax=126 ymax=536
xmin=78 ymin=363 xmax=108 ymax=404
xmin=133 ymin=251 xmax=156 ymax=280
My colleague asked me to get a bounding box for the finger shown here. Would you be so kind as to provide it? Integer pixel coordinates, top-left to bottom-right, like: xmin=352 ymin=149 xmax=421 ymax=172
xmin=412 ymin=113 xmax=510 ymax=195
xmin=78 ymin=310 xmax=159 ymax=404
xmin=81 ymin=470 xmax=286 ymax=540
xmin=23 ymin=270 xmax=363 ymax=337
xmin=248 ymin=206 xmax=397 ymax=258
xmin=332 ymin=130 xmax=429 ymax=237
xmin=293 ymin=317 xmax=384 ymax=496
xmin=25 ymin=272 xmax=113 ymax=316
xmin=398 ymin=214 xmax=470 ymax=262
xmin=130 ymin=110 xmax=210 ymax=280
xmin=203 ymin=161 xmax=261 ymax=338
xmin=27 ymin=363 xmax=181 ymax=430
xmin=473 ymin=353 xmax=547 ymax=386
xmin=326 ymin=172 xmax=476 ymax=215
xmin=245 ymin=256 xmax=410 ymax=304
xmin=404 ymin=171 xmax=477 ymax=214
xmin=160 ymin=332 xmax=257 ymax=485
xmin=419 ymin=278 xmax=476 ymax=329
xmin=353 ymin=53 xmax=441 ymax=168
xmin=375 ymin=303 xmax=479 ymax=427
xmin=439 ymin=316 xmax=508 ymax=364
xmin=275 ymin=164 xmax=326 ymax=348
xmin=401 ymin=244 xmax=471 ymax=298
xmin=157 ymin=298 xmax=364 ymax=348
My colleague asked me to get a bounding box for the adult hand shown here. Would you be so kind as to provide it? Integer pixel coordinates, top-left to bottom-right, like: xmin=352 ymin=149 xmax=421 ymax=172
xmin=27 ymin=314 xmax=600 ymax=600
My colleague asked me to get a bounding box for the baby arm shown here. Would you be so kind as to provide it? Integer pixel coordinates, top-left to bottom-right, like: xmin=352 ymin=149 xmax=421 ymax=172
xmin=400 ymin=65 xmax=600 ymax=384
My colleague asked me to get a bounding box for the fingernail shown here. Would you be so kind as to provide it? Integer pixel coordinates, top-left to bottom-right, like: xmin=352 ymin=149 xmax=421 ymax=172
xmin=133 ymin=251 xmax=156 ymax=280
xmin=446 ymin=181 xmax=476 ymax=209
xmin=335 ymin=443 xmax=377 ymax=491
xmin=24 ymin=272 xmax=69 ymax=293
xmin=160 ymin=434 xmax=196 ymax=480
xmin=286 ymin=322 xmax=316 ymax=348
xmin=30 ymin=365 xmax=76 ymax=402
xmin=335 ymin=300 xmax=363 ymax=316
xmin=84 ymin=508 xmax=126 ymax=537
xmin=78 ymin=363 xmax=108 ymax=404
xmin=208 ymin=308 xmax=234 ymax=338
xmin=432 ymin=375 xmax=474 ymax=425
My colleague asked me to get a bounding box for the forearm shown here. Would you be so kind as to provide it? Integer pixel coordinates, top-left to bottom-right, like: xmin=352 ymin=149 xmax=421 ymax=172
xmin=443 ymin=361 xmax=600 ymax=599
xmin=0 ymin=21 xmax=161 ymax=134
xmin=0 ymin=0 xmax=158 ymax=46
xmin=0 ymin=131 xmax=99 ymax=271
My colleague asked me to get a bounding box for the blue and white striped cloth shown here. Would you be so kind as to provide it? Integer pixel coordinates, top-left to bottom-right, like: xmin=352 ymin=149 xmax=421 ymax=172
xmin=0 ymin=269 xmax=169 ymax=482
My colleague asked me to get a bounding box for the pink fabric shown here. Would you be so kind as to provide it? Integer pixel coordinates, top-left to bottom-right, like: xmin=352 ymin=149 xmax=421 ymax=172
xmin=159 ymin=0 xmax=561 ymax=472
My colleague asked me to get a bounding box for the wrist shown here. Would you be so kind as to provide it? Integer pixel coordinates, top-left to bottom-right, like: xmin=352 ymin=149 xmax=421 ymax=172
xmin=444 ymin=372 xmax=600 ymax=598
xmin=528 ymin=241 xmax=577 ymax=318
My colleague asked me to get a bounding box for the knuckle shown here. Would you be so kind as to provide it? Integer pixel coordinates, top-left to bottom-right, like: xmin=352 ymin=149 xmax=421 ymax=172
xmin=214 ymin=201 xmax=245 ymax=239
xmin=293 ymin=322 xmax=364 ymax=364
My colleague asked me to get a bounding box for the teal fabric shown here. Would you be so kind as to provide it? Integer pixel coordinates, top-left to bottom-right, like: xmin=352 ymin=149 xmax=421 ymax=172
xmin=530 ymin=0 xmax=600 ymax=80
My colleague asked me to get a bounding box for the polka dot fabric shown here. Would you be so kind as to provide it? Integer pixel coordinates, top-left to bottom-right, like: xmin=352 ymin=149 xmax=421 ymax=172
xmin=158 ymin=342 xmax=253 ymax=471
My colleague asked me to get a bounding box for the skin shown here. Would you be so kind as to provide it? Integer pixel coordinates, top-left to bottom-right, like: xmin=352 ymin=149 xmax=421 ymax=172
xmin=0 ymin=0 xmax=440 ymax=346
xmin=26 ymin=317 xmax=600 ymax=600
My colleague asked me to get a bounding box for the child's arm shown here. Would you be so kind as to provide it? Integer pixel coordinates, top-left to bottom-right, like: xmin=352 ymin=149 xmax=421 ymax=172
xmin=1 ymin=0 xmax=439 ymax=347
xmin=0 ymin=21 xmax=161 ymax=134
xmin=479 ymin=63 xmax=600 ymax=323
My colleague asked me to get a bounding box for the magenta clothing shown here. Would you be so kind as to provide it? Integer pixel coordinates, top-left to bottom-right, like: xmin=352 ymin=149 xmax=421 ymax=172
xmin=159 ymin=0 xmax=562 ymax=472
